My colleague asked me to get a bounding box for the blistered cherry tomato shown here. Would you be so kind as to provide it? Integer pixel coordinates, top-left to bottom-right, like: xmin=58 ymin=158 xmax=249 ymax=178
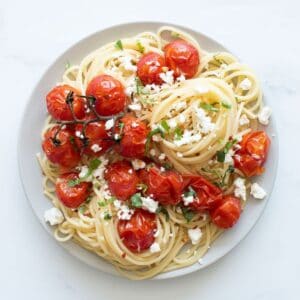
xmin=139 ymin=166 xmax=183 ymax=205
xmin=75 ymin=121 xmax=114 ymax=156
xmin=182 ymin=175 xmax=223 ymax=212
xmin=164 ymin=39 xmax=200 ymax=78
xmin=42 ymin=126 xmax=81 ymax=169
xmin=118 ymin=209 xmax=157 ymax=252
xmin=137 ymin=52 xmax=166 ymax=85
xmin=86 ymin=75 xmax=126 ymax=116
xmin=116 ymin=115 xmax=149 ymax=159
xmin=46 ymin=85 xmax=85 ymax=121
xmin=210 ymin=195 xmax=241 ymax=229
xmin=55 ymin=173 xmax=92 ymax=208
xmin=234 ymin=131 xmax=270 ymax=177
xmin=104 ymin=161 xmax=139 ymax=201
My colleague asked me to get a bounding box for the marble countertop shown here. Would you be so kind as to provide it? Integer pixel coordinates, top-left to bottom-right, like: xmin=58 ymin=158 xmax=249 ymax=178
xmin=1 ymin=0 xmax=299 ymax=299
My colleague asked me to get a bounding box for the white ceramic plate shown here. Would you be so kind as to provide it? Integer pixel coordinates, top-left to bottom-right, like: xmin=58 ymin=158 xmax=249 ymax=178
xmin=18 ymin=22 xmax=278 ymax=280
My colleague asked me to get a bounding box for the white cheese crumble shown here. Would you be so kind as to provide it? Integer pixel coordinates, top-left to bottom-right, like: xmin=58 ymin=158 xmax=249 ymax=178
xmin=152 ymin=134 xmax=162 ymax=142
xmin=128 ymin=103 xmax=142 ymax=111
xmin=93 ymin=158 xmax=109 ymax=180
xmin=258 ymin=106 xmax=272 ymax=125
xmin=132 ymin=159 xmax=146 ymax=170
xmin=117 ymin=205 xmax=134 ymax=220
xmin=44 ymin=207 xmax=64 ymax=226
xmin=171 ymin=101 xmax=187 ymax=112
xmin=224 ymin=149 xmax=235 ymax=164
xmin=150 ymin=242 xmax=161 ymax=253
xmin=159 ymin=70 xmax=174 ymax=85
xmin=178 ymin=114 xmax=186 ymax=124
xmin=160 ymin=167 xmax=166 ymax=172
xmin=91 ymin=144 xmax=102 ymax=153
xmin=78 ymin=165 xmax=91 ymax=180
xmin=188 ymin=228 xmax=202 ymax=245
xmin=113 ymin=199 xmax=122 ymax=209
xmin=182 ymin=194 xmax=194 ymax=206
xmin=105 ymin=119 xmax=114 ymax=130
xmin=168 ymin=119 xmax=177 ymax=128
xmin=234 ymin=177 xmax=247 ymax=201
xmin=239 ymin=114 xmax=250 ymax=126
xmin=250 ymin=183 xmax=267 ymax=199
xmin=131 ymin=121 xmax=139 ymax=128
xmin=119 ymin=55 xmax=137 ymax=72
xmin=75 ymin=130 xmax=84 ymax=139
xmin=128 ymin=169 xmax=133 ymax=174
xmin=176 ymin=74 xmax=186 ymax=83
xmin=149 ymin=149 xmax=156 ymax=156
xmin=158 ymin=153 xmax=166 ymax=160
xmin=239 ymin=78 xmax=252 ymax=90
xmin=194 ymin=106 xmax=215 ymax=134
xmin=174 ymin=130 xmax=201 ymax=146
xmin=141 ymin=196 xmax=159 ymax=213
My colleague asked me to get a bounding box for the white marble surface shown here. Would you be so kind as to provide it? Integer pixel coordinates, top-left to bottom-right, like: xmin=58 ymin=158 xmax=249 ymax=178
xmin=1 ymin=0 xmax=299 ymax=299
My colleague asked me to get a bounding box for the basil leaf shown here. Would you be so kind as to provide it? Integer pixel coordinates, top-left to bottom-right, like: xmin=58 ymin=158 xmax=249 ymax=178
xmin=174 ymin=127 xmax=183 ymax=140
xmin=136 ymin=40 xmax=145 ymax=53
xmin=89 ymin=158 xmax=101 ymax=170
xmin=79 ymin=205 xmax=87 ymax=214
xmin=216 ymin=150 xmax=226 ymax=163
xmin=98 ymin=201 xmax=106 ymax=207
xmin=115 ymin=40 xmax=123 ymax=50
xmin=145 ymin=128 xmax=164 ymax=153
xmin=160 ymin=120 xmax=170 ymax=133
xmin=184 ymin=186 xmax=197 ymax=198
xmin=181 ymin=207 xmax=195 ymax=223
xmin=68 ymin=178 xmax=81 ymax=187
xmin=130 ymin=193 xmax=143 ymax=208
xmin=103 ymin=211 xmax=112 ymax=220
xmin=162 ymin=162 xmax=172 ymax=170
xmin=200 ymin=103 xmax=219 ymax=112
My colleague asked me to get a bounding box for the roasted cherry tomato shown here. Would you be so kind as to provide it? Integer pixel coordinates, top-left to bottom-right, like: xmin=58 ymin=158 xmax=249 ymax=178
xmin=118 ymin=209 xmax=157 ymax=252
xmin=116 ymin=115 xmax=149 ymax=159
xmin=86 ymin=74 xmax=126 ymax=116
xmin=46 ymin=85 xmax=85 ymax=121
xmin=164 ymin=39 xmax=200 ymax=78
xmin=42 ymin=126 xmax=81 ymax=169
xmin=234 ymin=131 xmax=270 ymax=177
xmin=55 ymin=173 xmax=92 ymax=208
xmin=104 ymin=161 xmax=139 ymax=201
xmin=210 ymin=195 xmax=241 ymax=229
xmin=139 ymin=166 xmax=183 ymax=205
xmin=75 ymin=121 xmax=114 ymax=156
xmin=182 ymin=175 xmax=223 ymax=212
xmin=137 ymin=52 xmax=166 ymax=85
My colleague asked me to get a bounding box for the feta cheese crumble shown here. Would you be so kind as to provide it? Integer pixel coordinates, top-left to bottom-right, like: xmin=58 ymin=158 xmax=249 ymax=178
xmin=239 ymin=114 xmax=250 ymax=126
xmin=188 ymin=228 xmax=202 ymax=245
xmin=168 ymin=119 xmax=177 ymax=128
xmin=173 ymin=130 xmax=202 ymax=146
xmin=132 ymin=159 xmax=146 ymax=170
xmin=258 ymin=106 xmax=272 ymax=125
xmin=105 ymin=119 xmax=114 ymax=130
xmin=44 ymin=207 xmax=64 ymax=226
xmin=91 ymin=144 xmax=102 ymax=153
xmin=149 ymin=149 xmax=156 ymax=156
xmin=250 ymin=183 xmax=267 ymax=199
xmin=224 ymin=149 xmax=235 ymax=164
xmin=119 ymin=55 xmax=137 ymax=72
xmin=182 ymin=194 xmax=194 ymax=206
xmin=141 ymin=196 xmax=159 ymax=213
xmin=239 ymin=78 xmax=252 ymax=90
xmin=194 ymin=106 xmax=215 ymax=134
xmin=79 ymin=165 xmax=90 ymax=179
xmin=150 ymin=242 xmax=161 ymax=253
xmin=234 ymin=177 xmax=247 ymax=201
xmin=117 ymin=205 xmax=134 ymax=220
xmin=158 ymin=153 xmax=166 ymax=160
xmin=128 ymin=103 xmax=142 ymax=111
xmin=159 ymin=70 xmax=174 ymax=85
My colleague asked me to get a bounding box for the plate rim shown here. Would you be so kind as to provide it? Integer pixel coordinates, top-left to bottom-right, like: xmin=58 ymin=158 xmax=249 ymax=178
xmin=18 ymin=21 xmax=279 ymax=280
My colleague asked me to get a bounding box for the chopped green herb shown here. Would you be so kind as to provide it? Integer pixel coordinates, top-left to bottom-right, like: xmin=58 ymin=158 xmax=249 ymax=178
xmin=171 ymin=31 xmax=180 ymax=38
xmin=160 ymin=120 xmax=170 ymax=133
xmin=98 ymin=201 xmax=107 ymax=207
xmin=118 ymin=122 xmax=124 ymax=129
xmin=145 ymin=127 xmax=164 ymax=153
xmin=181 ymin=207 xmax=195 ymax=223
xmin=115 ymin=39 xmax=123 ymax=50
xmin=68 ymin=178 xmax=81 ymax=187
xmin=130 ymin=193 xmax=143 ymax=208
xmin=103 ymin=211 xmax=112 ymax=220
xmin=220 ymin=165 xmax=235 ymax=187
xmin=136 ymin=40 xmax=145 ymax=53
xmin=137 ymin=183 xmax=148 ymax=193
xmin=216 ymin=139 xmax=238 ymax=163
xmin=162 ymin=162 xmax=172 ymax=170
xmin=107 ymin=197 xmax=116 ymax=204
xmin=79 ymin=205 xmax=87 ymax=214
xmin=89 ymin=158 xmax=101 ymax=170
xmin=156 ymin=206 xmax=169 ymax=221
xmin=174 ymin=127 xmax=183 ymax=140
xmin=221 ymin=102 xmax=232 ymax=109
xmin=65 ymin=61 xmax=71 ymax=70
xmin=135 ymin=77 xmax=145 ymax=95
xmin=184 ymin=186 xmax=197 ymax=198
xmin=200 ymin=102 xmax=219 ymax=112
xmin=216 ymin=150 xmax=226 ymax=163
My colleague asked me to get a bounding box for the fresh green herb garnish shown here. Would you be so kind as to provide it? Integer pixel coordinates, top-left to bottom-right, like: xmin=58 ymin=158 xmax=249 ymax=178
xmin=160 ymin=120 xmax=170 ymax=133
xmin=216 ymin=139 xmax=238 ymax=163
xmin=174 ymin=127 xmax=183 ymax=140
xmin=135 ymin=77 xmax=145 ymax=95
xmin=107 ymin=197 xmax=116 ymax=204
xmin=145 ymin=127 xmax=164 ymax=153
xmin=79 ymin=205 xmax=87 ymax=214
xmin=181 ymin=207 xmax=195 ymax=223
xmin=184 ymin=186 xmax=197 ymax=198
xmin=98 ymin=201 xmax=107 ymax=207
xmin=156 ymin=206 xmax=169 ymax=221
xmin=130 ymin=193 xmax=143 ymax=208
xmin=115 ymin=39 xmax=123 ymax=50
xmin=103 ymin=211 xmax=112 ymax=220
xmin=137 ymin=183 xmax=148 ymax=193
xmin=221 ymin=102 xmax=232 ymax=109
xmin=220 ymin=165 xmax=235 ymax=187
xmin=200 ymin=103 xmax=219 ymax=112
xmin=162 ymin=162 xmax=172 ymax=170
xmin=136 ymin=40 xmax=145 ymax=53
xmin=68 ymin=158 xmax=101 ymax=186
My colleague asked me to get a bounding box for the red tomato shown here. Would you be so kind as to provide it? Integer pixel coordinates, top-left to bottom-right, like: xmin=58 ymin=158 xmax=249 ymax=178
xmin=137 ymin=52 xmax=166 ymax=85
xmin=75 ymin=121 xmax=114 ymax=156
xmin=46 ymin=85 xmax=85 ymax=121
xmin=118 ymin=209 xmax=157 ymax=252
xmin=182 ymin=175 xmax=223 ymax=212
xmin=104 ymin=161 xmax=139 ymax=201
xmin=42 ymin=126 xmax=81 ymax=169
xmin=116 ymin=115 xmax=149 ymax=159
xmin=139 ymin=166 xmax=184 ymax=205
xmin=234 ymin=131 xmax=270 ymax=177
xmin=55 ymin=173 xmax=92 ymax=208
xmin=86 ymin=75 xmax=126 ymax=116
xmin=210 ymin=195 xmax=241 ymax=229
xmin=164 ymin=39 xmax=200 ymax=78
